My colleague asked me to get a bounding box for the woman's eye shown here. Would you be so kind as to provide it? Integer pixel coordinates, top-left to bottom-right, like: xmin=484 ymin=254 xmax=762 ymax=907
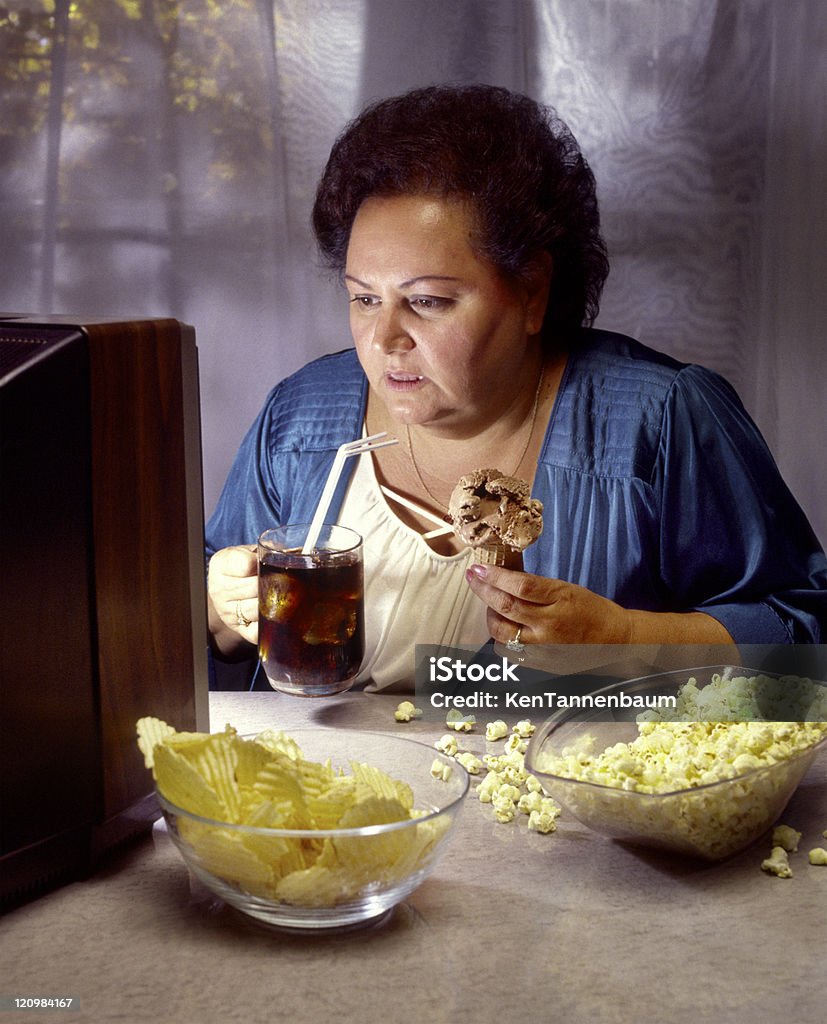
xmin=410 ymin=296 xmax=451 ymax=311
xmin=349 ymin=295 xmax=379 ymax=309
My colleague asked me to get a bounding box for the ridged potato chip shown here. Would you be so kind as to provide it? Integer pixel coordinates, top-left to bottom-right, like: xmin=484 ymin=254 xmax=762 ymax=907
xmin=305 ymin=777 xmax=360 ymax=829
xmin=179 ymin=820 xmax=273 ymax=894
xmin=275 ymin=863 xmax=355 ymax=906
xmin=232 ymin=735 xmax=275 ymax=789
xmin=333 ymin=796 xmax=414 ymax=876
xmin=251 ymin=760 xmax=310 ymax=826
xmin=349 ymin=761 xmax=414 ymax=809
xmin=136 ymin=716 xmax=177 ymax=769
xmin=152 ymin=744 xmax=227 ymax=820
xmin=186 ymin=734 xmax=242 ymax=821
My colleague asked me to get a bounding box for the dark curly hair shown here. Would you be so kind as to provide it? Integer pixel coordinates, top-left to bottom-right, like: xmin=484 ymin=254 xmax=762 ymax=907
xmin=312 ymin=84 xmax=609 ymax=340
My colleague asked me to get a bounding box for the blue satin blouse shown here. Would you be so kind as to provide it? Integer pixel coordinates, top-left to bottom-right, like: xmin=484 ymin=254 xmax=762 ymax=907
xmin=206 ymin=329 xmax=827 ymax=645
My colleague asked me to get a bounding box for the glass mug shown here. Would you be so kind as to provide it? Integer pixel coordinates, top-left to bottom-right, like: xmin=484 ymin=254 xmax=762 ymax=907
xmin=257 ymin=524 xmax=364 ymax=696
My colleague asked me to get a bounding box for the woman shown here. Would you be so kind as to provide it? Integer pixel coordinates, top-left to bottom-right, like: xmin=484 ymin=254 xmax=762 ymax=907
xmin=206 ymin=84 xmax=827 ymax=690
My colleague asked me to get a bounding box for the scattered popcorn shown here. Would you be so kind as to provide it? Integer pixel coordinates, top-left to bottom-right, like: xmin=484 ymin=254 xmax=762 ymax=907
xmin=761 ymin=846 xmax=793 ymax=878
xmin=808 ymin=848 xmax=827 ymax=866
xmin=518 ymin=790 xmax=544 ymax=815
xmin=394 ymin=700 xmax=423 ymax=722
xmin=446 ymin=709 xmax=475 ymax=732
xmin=477 ymin=770 xmax=505 ymax=804
xmin=483 ymin=753 xmax=508 ymax=772
xmin=482 ymin=752 xmax=532 ymax=784
xmin=500 ymin=763 xmax=529 ymax=787
xmin=513 ymin=719 xmax=536 ymax=738
xmin=469 ymin=727 xmax=560 ymax=837
xmin=504 ymin=733 xmax=527 ymax=755
xmin=455 ymin=751 xmax=484 ymax=775
xmin=430 ymin=758 xmax=453 ymax=782
xmin=495 ymin=783 xmax=521 ymax=804
xmin=528 ymin=809 xmax=558 ymax=834
xmin=772 ymin=824 xmax=802 ymax=853
xmin=485 ymin=720 xmax=509 ymax=741
xmin=435 ymin=733 xmax=459 ymax=757
xmin=492 ymin=793 xmax=517 ymax=823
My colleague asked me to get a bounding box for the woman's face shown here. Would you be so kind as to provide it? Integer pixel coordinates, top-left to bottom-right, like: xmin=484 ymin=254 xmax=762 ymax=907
xmin=345 ymin=193 xmax=548 ymax=434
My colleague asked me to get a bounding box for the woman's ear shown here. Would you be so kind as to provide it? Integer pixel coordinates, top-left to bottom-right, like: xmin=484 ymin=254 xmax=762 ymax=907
xmin=523 ymin=251 xmax=553 ymax=336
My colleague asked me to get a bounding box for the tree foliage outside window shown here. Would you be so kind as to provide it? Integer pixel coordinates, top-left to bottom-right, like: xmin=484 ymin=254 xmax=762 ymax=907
xmin=0 ymin=0 xmax=283 ymax=312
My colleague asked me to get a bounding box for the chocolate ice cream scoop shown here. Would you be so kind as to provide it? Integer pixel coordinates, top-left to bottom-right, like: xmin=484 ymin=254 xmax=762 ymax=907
xmin=449 ymin=468 xmax=543 ymax=569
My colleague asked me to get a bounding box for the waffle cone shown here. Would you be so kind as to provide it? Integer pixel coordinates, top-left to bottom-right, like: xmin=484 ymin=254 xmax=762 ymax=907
xmin=474 ymin=541 xmax=523 ymax=570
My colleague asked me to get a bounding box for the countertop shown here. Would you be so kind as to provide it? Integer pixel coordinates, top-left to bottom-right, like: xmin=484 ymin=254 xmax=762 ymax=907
xmin=2 ymin=691 xmax=825 ymax=1024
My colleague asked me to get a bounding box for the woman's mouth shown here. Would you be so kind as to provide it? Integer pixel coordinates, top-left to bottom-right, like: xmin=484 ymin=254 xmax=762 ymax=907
xmin=385 ymin=371 xmax=425 ymax=391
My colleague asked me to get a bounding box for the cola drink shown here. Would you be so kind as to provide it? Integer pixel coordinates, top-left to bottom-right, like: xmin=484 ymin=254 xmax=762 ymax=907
xmin=258 ymin=525 xmax=364 ymax=696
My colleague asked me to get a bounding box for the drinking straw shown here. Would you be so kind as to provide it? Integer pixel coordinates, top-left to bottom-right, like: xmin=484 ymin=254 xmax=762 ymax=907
xmin=302 ymin=432 xmax=399 ymax=553
xmin=377 ymin=485 xmax=453 ymax=539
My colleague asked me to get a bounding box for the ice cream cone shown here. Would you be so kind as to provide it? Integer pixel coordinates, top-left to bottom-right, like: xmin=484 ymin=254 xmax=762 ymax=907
xmin=474 ymin=541 xmax=523 ymax=570
xmin=449 ymin=468 xmax=542 ymax=571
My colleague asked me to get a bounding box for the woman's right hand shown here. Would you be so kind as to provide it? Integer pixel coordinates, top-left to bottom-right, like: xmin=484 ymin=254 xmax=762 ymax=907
xmin=207 ymin=545 xmax=259 ymax=655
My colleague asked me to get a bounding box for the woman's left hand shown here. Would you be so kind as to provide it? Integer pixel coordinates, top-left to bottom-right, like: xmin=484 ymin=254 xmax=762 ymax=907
xmin=465 ymin=563 xmax=632 ymax=645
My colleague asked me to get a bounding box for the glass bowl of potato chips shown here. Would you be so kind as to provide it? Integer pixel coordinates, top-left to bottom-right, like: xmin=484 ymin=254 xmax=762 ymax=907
xmin=524 ymin=666 xmax=827 ymax=861
xmin=138 ymin=720 xmax=468 ymax=930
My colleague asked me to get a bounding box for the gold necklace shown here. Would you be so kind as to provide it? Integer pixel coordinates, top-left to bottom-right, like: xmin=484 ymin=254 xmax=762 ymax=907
xmin=406 ymin=364 xmax=545 ymax=513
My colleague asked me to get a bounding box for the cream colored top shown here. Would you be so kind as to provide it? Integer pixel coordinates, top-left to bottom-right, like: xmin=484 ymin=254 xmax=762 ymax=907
xmin=336 ymin=450 xmax=489 ymax=692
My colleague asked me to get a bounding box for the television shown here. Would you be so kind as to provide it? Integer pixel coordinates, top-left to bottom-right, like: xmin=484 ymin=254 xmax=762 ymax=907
xmin=0 ymin=314 xmax=210 ymax=909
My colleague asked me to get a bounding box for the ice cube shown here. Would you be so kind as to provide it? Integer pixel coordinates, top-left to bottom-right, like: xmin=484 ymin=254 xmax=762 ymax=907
xmin=260 ymin=574 xmax=303 ymax=621
xmin=303 ymin=602 xmax=357 ymax=645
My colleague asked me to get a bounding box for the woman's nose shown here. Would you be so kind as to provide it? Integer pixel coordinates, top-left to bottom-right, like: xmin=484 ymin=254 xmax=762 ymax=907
xmin=371 ymin=304 xmax=413 ymax=352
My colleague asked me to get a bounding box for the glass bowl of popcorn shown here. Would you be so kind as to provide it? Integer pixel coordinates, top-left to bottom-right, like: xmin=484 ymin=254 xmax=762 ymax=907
xmin=140 ymin=721 xmax=469 ymax=930
xmin=524 ymin=666 xmax=827 ymax=861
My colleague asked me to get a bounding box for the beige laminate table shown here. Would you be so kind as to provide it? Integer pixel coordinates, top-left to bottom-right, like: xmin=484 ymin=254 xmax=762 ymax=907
xmin=2 ymin=690 xmax=825 ymax=1024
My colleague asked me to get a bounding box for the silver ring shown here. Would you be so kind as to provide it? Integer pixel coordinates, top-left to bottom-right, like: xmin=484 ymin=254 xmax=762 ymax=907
xmin=506 ymin=627 xmax=524 ymax=652
xmin=235 ymin=601 xmax=252 ymax=628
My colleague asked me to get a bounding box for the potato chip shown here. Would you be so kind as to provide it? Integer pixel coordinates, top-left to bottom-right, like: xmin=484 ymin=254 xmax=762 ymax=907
xmin=289 ymin=756 xmax=336 ymax=803
xmin=348 ymin=761 xmax=414 ymax=810
xmin=237 ymin=820 xmax=293 ymax=868
xmin=334 ymin=796 xmax=413 ymax=874
xmin=254 ymin=728 xmax=303 ymax=761
xmin=136 ymin=716 xmax=177 ymax=769
xmin=152 ymin=744 xmax=228 ymax=820
xmin=252 ymin=757 xmax=309 ymax=825
xmin=161 ymin=723 xmax=237 ymax=760
xmin=179 ymin=820 xmax=273 ymax=894
xmin=314 ymin=837 xmax=339 ymax=869
xmin=274 ymin=838 xmax=323 ymax=879
xmin=275 ymin=863 xmax=353 ymax=906
xmin=232 ymin=735 xmax=275 ymax=789
xmin=388 ymin=817 xmax=450 ymax=879
xmin=243 ymin=797 xmax=296 ymax=829
xmin=305 ymin=776 xmax=359 ymax=829
xmin=337 ymin=794 xmax=410 ymax=829
xmin=185 ymin=733 xmax=242 ymax=821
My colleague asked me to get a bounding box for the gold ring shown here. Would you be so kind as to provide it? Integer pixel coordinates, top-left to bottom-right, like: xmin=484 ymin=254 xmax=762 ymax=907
xmin=236 ymin=601 xmax=252 ymax=628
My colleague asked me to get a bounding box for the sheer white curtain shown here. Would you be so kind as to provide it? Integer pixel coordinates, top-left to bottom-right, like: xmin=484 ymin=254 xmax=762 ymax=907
xmin=1 ymin=0 xmax=824 ymax=544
